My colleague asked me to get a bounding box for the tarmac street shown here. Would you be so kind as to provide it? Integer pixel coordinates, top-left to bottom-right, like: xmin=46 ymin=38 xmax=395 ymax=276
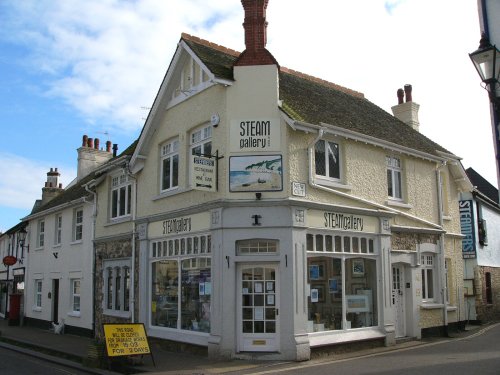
xmin=0 ymin=318 xmax=498 ymax=375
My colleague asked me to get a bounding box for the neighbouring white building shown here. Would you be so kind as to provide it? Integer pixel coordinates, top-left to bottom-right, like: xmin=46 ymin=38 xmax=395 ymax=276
xmin=22 ymin=137 xmax=114 ymax=336
xmin=461 ymin=168 xmax=500 ymax=322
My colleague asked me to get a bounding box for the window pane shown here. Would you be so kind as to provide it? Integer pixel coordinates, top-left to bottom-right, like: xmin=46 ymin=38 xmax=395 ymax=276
xmin=327 ymin=141 xmax=340 ymax=178
xmin=162 ymin=157 xmax=171 ymax=190
xmin=315 ymin=141 xmax=326 ymax=176
xmin=180 ymin=258 xmax=211 ymax=332
xmin=112 ymin=190 xmax=118 ymax=217
xmin=119 ymin=187 xmax=126 ymax=216
xmin=151 ymin=260 xmax=179 ymax=328
xmin=172 ymin=154 xmax=179 ymax=187
xmin=387 ymin=170 xmax=393 ymax=196
xmin=394 ymin=171 xmax=402 ymax=199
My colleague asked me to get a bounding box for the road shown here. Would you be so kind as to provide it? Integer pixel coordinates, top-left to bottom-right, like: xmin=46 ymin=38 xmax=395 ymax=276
xmin=233 ymin=323 xmax=500 ymax=375
xmin=0 ymin=346 xmax=91 ymax=375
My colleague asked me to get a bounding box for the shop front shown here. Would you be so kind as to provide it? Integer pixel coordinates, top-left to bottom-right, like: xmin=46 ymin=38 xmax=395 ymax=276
xmin=303 ymin=209 xmax=392 ymax=348
xmin=147 ymin=211 xmax=212 ymax=347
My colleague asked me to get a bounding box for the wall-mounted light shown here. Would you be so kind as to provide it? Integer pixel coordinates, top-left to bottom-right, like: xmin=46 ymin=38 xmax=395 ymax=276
xmin=18 ymin=227 xmax=29 ymax=253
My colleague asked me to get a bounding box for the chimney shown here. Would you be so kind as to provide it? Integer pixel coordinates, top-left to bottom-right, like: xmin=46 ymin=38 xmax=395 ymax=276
xmin=77 ymin=134 xmax=114 ymax=181
xmin=41 ymin=167 xmax=64 ymax=205
xmin=391 ymin=84 xmax=420 ymax=132
xmin=234 ymin=0 xmax=278 ymax=67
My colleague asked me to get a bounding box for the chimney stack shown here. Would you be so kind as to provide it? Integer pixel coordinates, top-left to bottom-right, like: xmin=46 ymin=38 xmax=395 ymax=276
xmin=77 ymin=134 xmax=114 ymax=181
xmin=41 ymin=167 xmax=64 ymax=205
xmin=234 ymin=0 xmax=278 ymax=67
xmin=391 ymin=84 xmax=420 ymax=132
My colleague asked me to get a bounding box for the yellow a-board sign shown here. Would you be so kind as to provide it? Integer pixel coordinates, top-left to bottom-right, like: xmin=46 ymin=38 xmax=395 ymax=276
xmin=103 ymin=323 xmax=151 ymax=357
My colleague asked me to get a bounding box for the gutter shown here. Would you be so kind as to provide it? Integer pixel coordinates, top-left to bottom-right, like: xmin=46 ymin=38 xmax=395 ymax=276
xmin=435 ymin=162 xmax=448 ymax=334
xmin=306 ymin=128 xmax=443 ymax=230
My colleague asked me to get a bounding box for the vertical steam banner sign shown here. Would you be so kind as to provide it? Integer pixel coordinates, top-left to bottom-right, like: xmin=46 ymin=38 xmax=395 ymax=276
xmin=459 ymin=200 xmax=476 ymax=259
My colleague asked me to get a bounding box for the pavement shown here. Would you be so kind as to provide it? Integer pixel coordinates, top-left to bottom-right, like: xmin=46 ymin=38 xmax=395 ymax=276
xmin=0 ymin=318 xmax=490 ymax=375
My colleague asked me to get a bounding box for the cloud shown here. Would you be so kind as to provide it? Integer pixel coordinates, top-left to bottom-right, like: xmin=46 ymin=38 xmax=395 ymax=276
xmin=0 ymin=153 xmax=75 ymax=211
xmin=1 ymin=0 xmax=241 ymax=134
xmin=384 ymin=0 xmax=406 ymax=15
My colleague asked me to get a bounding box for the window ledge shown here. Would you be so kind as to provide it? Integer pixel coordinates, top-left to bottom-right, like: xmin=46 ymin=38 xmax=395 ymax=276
xmin=106 ymin=216 xmax=132 ymax=226
xmin=446 ymin=305 xmax=457 ymax=312
xmin=313 ymin=177 xmax=352 ymax=191
xmin=420 ymin=303 xmax=443 ymax=310
xmin=53 ymin=244 xmax=62 ymax=249
xmin=386 ymin=200 xmax=412 ymax=209
xmin=103 ymin=309 xmax=132 ymax=319
xmin=70 ymin=240 xmax=83 ymax=246
xmin=32 ymin=307 xmax=42 ymax=312
xmin=67 ymin=311 xmax=81 ymax=318
xmin=153 ymin=187 xmax=186 ymax=201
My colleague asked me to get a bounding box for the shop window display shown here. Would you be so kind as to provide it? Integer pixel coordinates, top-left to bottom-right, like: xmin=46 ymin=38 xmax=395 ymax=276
xmin=151 ymin=258 xmax=211 ymax=332
xmin=307 ymin=253 xmax=378 ymax=332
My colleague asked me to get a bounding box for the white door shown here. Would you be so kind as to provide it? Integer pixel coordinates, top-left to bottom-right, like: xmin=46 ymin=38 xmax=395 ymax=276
xmin=238 ymin=264 xmax=279 ymax=352
xmin=392 ymin=265 xmax=405 ymax=338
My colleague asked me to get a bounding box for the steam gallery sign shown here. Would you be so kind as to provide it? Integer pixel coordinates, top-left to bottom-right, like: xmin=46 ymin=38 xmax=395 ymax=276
xmin=459 ymin=200 xmax=476 ymax=259
xmin=230 ymin=118 xmax=281 ymax=152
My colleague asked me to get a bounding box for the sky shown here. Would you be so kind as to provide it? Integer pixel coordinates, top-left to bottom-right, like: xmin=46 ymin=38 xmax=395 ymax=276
xmin=0 ymin=0 xmax=496 ymax=233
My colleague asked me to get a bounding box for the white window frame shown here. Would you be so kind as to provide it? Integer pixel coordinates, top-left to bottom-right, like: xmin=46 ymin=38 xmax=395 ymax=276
xmin=314 ymin=139 xmax=341 ymax=181
xmin=55 ymin=214 xmax=62 ymax=245
xmin=111 ymin=173 xmax=132 ymax=219
xmin=103 ymin=259 xmax=131 ymax=318
xmin=190 ymin=125 xmax=212 ymax=157
xmin=73 ymin=208 xmax=83 ymax=242
xmin=421 ymin=254 xmax=435 ymax=302
xmin=386 ymin=155 xmax=403 ymax=200
xmin=34 ymin=280 xmax=42 ymax=309
xmin=37 ymin=220 xmax=45 ymax=248
xmin=71 ymin=279 xmax=81 ymax=315
xmin=160 ymin=138 xmax=179 ymax=192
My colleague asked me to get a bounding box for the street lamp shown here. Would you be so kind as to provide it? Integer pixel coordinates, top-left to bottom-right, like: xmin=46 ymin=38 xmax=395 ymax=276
xmin=470 ymin=33 xmax=500 ymax=105
xmin=18 ymin=227 xmax=29 ymax=253
xmin=470 ymin=33 xmax=500 ymax=196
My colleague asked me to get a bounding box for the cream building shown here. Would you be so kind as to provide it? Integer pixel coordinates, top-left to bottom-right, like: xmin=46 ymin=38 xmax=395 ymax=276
xmin=124 ymin=1 xmax=472 ymax=360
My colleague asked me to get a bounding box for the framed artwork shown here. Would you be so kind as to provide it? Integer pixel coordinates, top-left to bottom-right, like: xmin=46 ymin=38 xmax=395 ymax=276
xmin=310 ymin=288 xmax=319 ymax=303
xmin=309 ymin=262 xmax=325 ymax=280
xmin=346 ymin=294 xmax=369 ymax=313
xmin=229 ymin=155 xmax=283 ymax=192
xmin=311 ymin=285 xmax=325 ymax=302
xmin=329 ymin=277 xmax=341 ymax=293
xmin=352 ymin=259 xmax=365 ymax=277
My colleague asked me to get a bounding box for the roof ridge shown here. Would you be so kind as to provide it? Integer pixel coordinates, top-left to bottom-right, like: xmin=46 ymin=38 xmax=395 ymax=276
xmin=281 ymin=67 xmax=364 ymax=99
xmin=181 ymin=33 xmax=364 ymax=99
xmin=181 ymin=32 xmax=240 ymax=57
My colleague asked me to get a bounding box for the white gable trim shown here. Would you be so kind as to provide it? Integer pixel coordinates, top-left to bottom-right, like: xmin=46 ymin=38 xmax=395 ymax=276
xmin=130 ymin=39 xmax=233 ymax=172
